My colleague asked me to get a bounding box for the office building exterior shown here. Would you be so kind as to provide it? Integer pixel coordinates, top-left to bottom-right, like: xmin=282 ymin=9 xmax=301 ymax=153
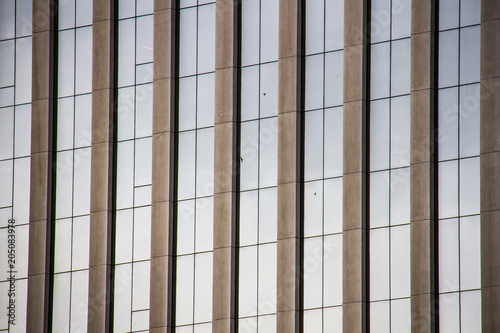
xmin=0 ymin=0 xmax=499 ymax=332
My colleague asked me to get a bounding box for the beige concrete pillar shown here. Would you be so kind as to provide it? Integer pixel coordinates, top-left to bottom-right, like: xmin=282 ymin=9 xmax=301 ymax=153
xmin=480 ymin=0 xmax=500 ymax=331
xmin=277 ymin=0 xmax=304 ymax=332
xmin=27 ymin=0 xmax=56 ymax=331
xmin=410 ymin=1 xmax=438 ymax=332
xmin=342 ymin=0 xmax=368 ymax=332
xmin=212 ymin=0 xmax=239 ymax=332
xmin=87 ymin=0 xmax=116 ymax=331
xmin=149 ymin=1 xmax=177 ymax=332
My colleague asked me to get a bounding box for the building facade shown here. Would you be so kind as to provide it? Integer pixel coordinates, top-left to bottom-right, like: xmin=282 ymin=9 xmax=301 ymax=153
xmin=0 ymin=0 xmax=499 ymax=332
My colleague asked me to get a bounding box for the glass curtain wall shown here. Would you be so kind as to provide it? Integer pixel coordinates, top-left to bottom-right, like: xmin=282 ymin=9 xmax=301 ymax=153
xmin=437 ymin=0 xmax=482 ymax=331
xmin=175 ymin=1 xmax=216 ymax=331
xmin=0 ymin=0 xmax=32 ymax=331
xmin=369 ymin=0 xmax=412 ymax=331
xmin=52 ymin=0 xmax=93 ymax=331
xmin=303 ymin=0 xmax=344 ymax=331
xmin=238 ymin=0 xmax=279 ymax=331
xmin=114 ymin=0 xmax=154 ymax=332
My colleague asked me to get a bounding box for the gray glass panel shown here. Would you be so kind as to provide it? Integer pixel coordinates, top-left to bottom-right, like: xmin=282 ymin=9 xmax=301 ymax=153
xmin=54 ymin=218 xmax=72 ymax=273
xmin=324 ymin=107 xmax=343 ymax=178
xmin=132 ymin=186 xmax=149 ymax=208
xmin=131 ymin=310 xmax=149 ymax=332
xmin=325 ymin=51 xmax=343 ymax=107
xmin=56 ymin=151 xmax=74 ymax=218
xmin=178 ymin=131 xmax=196 ymax=200
xmin=391 ymin=0 xmax=411 ymax=39
xmin=390 ymin=167 xmax=410 ymax=225
xmin=391 ymin=38 xmax=411 ymax=96
xmin=304 ymin=238 xmax=323 ymax=309
xmin=439 ymin=218 xmax=459 ymax=293
xmin=239 ymin=190 xmax=258 ymax=246
xmin=114 ymin=264 xmax=132 ymax=332
xmin=13 ymin=157 xmax=31 ymax=224
xmin=118 ymin=19 xmax=135 ymax=87
xmin=370 ymin=171 xmax=389 ymax=228
xmin=459 ymin=84 xmax=480 ymax=158
xmin=240 ymin=121 xmax=259 ymax=191
xmin=15 ymin=37 xmax=32 ymax=105
xmin=119 ymin=0 xmax=135 ymax=19
xmin=460 ymin=0 xmax=481 ymax=27
xmin=59 ymin=0 xmax=76 ymax=30
xmin=76 ymin=0 xmax=92 ymax=27
xmin=115 ymin=209 xmax=134 ymax=264
xmin=324 ymin=178 xmax=343 ymax=235
xmin=134 ymin=137 xmax=152 ymax=186
xmin=70 ymin=271 xmax=89 ymax=332
xmin=136 ymin=15 xmax=154 ymax=65
xmin=136 ymin=63 xmax=153 ymax=84
xmin=459 ymin=157 xmax=480 ymax=216
xmin=133 ymin=206 xmax=151 ymax=261
xmin=179 ymin=8 xmax=197 ymax=77
xmin=132 ymin=261 xmax=150 ymax=310
xmin=195 ymin=197 xmax=213 ymax=252
xmin=304 ymin=181 xmax=323 ymax=237
xmin=180 ymin=0 xmax=197 ymax=8
xmin=194 ymin=323 xmax=212 ymax=333
xmin=0 ymin=40 xmax=15 ymax=88
xmin=460 ymin=216 xmax=481 ymax=290
xmin=438 ymin=160 xmax=459 ymax=219
xmin=241 ymin=66 xmax=260 ymax=121
xmin=305 ymin=110 xmax=324 ymax=181
xmin=197 ymin=73 xmax=215 ymax=128
xmin=459 ymin=26 xmax=480 ymax=85
xmin=196 ymin=128 xmax=214 ymax=197
xmin=58 ymin=30 xmax=75 ymax=97
xmin=72 ymin=147 xmax=91 ymax=216
xmin=177 ymin=200 xmax=195 ymax=255
xmin=438 ymin=30 xmax=459 ymax=88
xmin=323 ymin=306 xmax=342 ymax=333
xmin=176 ymin=255 xmax=195 ymax=326
xmin=369 ymin=228 xmax=389 ymax=301
xmin=135 ymin=83 xmax=153 ymax=138
xmin=57 ymin=97 xmax=75 ymax=151
xmin=258 ymin=243 xmax=277 ymax=315
xmin=371 ymin=42 xmax=390 ymax=99
xmin=370 ymin=0 xmax=391 ymax=43
xmin=0 ymin=1 xmax=15 ymax=40
xmin=260 ymin=62 xmax=279 ymax=118
xmin=304 ymin=309 xmax=322 ymax=332
xmin=137 ymin=0 xmax=154 ymax=16
xmin=439 ymin=293 xmax=460 ymax=332
xmin=0 ymin=87 xmax=14 ymax=108
xmin=117 ymin=87 xmax=135 ymax=141
xmin=325 ymin=0 xmax=344 ymax=51
xmin=239 ymin=246 xmax=258 ymax=317
xmin=323 ymin=234 xmax=342 ymax=306
xmin=17 ymin=0 xmax=33 ymax=37
xmin=390 ymin=225 xmax=411 ymax=298
xmin=179 ymin=76 xmax=197 ymax=131
xmin=305 ymin=55 xmax=324 ymax=111
xmin=391 ymin=298 xmax=411 ymax=333
xmin=460 ymin=291 xmax=482 ymax=332
xmin=259 ymin=188 xmax=277 ymax=243
xmin=260 ymin=0 xmax=279 ymax=63
xmin=306 ymin=0 xmax=325 ymax=55
xmin=259 ymin=117 xmax=278 ymax=188
xmin=75 ymin=27 xmax=92 ymax=95
xmin=116 ymin=141 xmax=134 ymax=209
xmin=74 ymin=94 xmax=92 ymax=148
xmin=370 ymin=301 xmax=390 ymax=332
xmin=194 ymin=252 xmax=213 ymax=323
xmin=390 ymin=95 xmax=410 ymax=168
xmin=241 ymin=0 xmax=260 ymax=66
xmin=197 ymin=4 xmax=215 ymax=74
xmin=0 ymin=160 xmax=12 ymax=207
xmin=439 ymin=0 xmax=459 ymax=30
xmin=52 ymin=273 xmax=71 ymax=332
xmin=438 ymin=87 xmax=459 ymax=161
xmin=0 ymin=107 xmax=14 ymax=160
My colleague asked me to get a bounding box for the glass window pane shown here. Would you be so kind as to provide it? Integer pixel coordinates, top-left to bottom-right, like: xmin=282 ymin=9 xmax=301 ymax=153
xmin=177 ymin=200 xmax=195 ymax=255
xmin=460 ymin=291 xmax=482 ymax=332
xmin=391 ymin=38 xmax=411 ymax=96
xmin=197 ymin=4 xmax=215 ymax=74
xmin=370 ymin=301 xmax=390 ymax=332
xmin=58 ymin=31 xmax=75 ymax=97
xmin=438 ymin=218 xmax=460 ymax=293
xmin=439 ymin=292 xmax=460 ymax=332
xmin=305 ymin=110 xmax=324 ymax=181
xmin=137 ymin=0 xmax=154 ymax=16
xmin=259 ymin=117 xmax=278 ymax=188
xmin=114 ymin=264 xmax=132 ymax=332
xmin=258 ymin=314 xmax=276 ymax=332
xmin=391 ymin=0 xmax=411 ymax=39
xmin=196 ymin=127 xmax=214 ymax=197
xmin=239 ymin=246 xmax=258 ymax=317
xmin=134 ymin=137 xmax=152 ymax=186
xmin=459 ymin=157 xmax=480 ymax=216
xmin=176 ymin=255 xmax=195 ymax=326
xmin=56 ymin=151 xmax=74 ymax=218
xmin=13 ymin=157 xmax=31 ymax=224
xmin=0 ymin=160 xmax=13 ymax=207
xmin=195 ymin=197 xmax=213 ymax=252
xmin=179 ymin=76 xmax=197 ymax=131
xmin=370 ymin=171 xmax=390 ymax=228
xmin=118 ymin=19 xmax=136 ymax=87
xmin=460 ymin=0 xmax=481 ymax=27
xmin=133 ymin=206 xmax=151 ymax=261
xmin=324 ymin=178 xmax=343 ymax=235
xmin=179 ymin=8 xmax=197 ymax=77
xmin=304 ymin=181 xmax=323 ymax=237
xmin=72 ymin=216 xmax=90 ymax=270
xmin=136 ymin=15 xmax=154 ymax=64
xmin=390 ymin=298 xmax=411 ymax=333
xmin=305 ymin=0 xmax=325 ymax=55
xmin=75 ymin=27 xmax=92 ymax=94
xmin=323 ymin=306 xmax=342 ymax=333
xmin=59 ymin=0 xmax=75 ymax=30
xmin=370 ymin=99 xmax=390 ymax=171
xmin=117 ymin=87 xmax=135 ymax=141
xmin=260 ymin=0 xmax=279 ymax=63
xmin=194 ymin=252 xmax=213 ymax=323
xmin=324 ymin=234 xmax=342 ymax=306
xmin=241 ymin=66 xmax=260 ymax=121
xmin=52 ymin=274 xmax=71 ymax=332
xmin=72 ymin=148 xmax=91 ymax=216
xmin=241 ymin=0 xmax=260 ymax=66
xmin=371 ymin=42 xmax=390 ymax=100
xmin=459 ymin=84 xmax=480 ymax=158
xmin=119 ymin=0 xmax=135 ymax=18
xmin=390 ymin=167 xmax=410 ymax=225
xmin=131 ymin=310 xmax=149 ymax=332
xmin=438 ymin=160 xmax=459 ymax=219
xmin=0 ymin=107 xmax=14 ymax=160
xmin=54 ymin=219 xmax=72 ymax=273
xmin=135 ymin=83 xmax=153 ymax=138
xmin=0 ymin=1 xmax=15 ymax=40
xmin=325 ymin=0 xmax=344 ymax=51
xmin=76 ymin=0 xmax=92 ymax=27
xmin=132 ymin=261 xmax=150 ymax=310
xmin=74 ymin=94 xmax=92 ymax=148
xmin=390 ymin=225 xmax=411 ymax=298
xmin=116 ymin=141 xmax=134 ymax=209
xmin=15 ymin=37 xmax=32 ymax=104
xmin=391 ymin=95 xmax=410 ymax=168
xmin=305 ymin=55 xmax=324 ymax=111
xmin=460 ymin=26 xmax=480 ymax=85
xmin=258 ymin=244 xmax=277 ymax=315
xmin=240 ymin=121 xmax=259 ymax=191
xmin=370 ymin=0 xmax=391 ymax=43
xmin=260 ymin=62 xmax=279 ymax=118
xmin=303 ymin=238 xmax=323 ymax=309
xmin=438 ymin=30 xmax=459 ymax=88
xmin=115 ymin=209 xmax=134 ymax=264
xmin=438 ymin=87 xmax=459 ymax=161
xmin=197 ymin=73 xmax=215 ymax=128
xmin=369 ymin=228 xmax=389 ymax=301
xmin=460 ymin=216 xmax=481 ymax=290
xmin=70 ymin=270 xmax=89 ymax=331
xmin=259 ymin=187 xmax=277 ymax=243
xmin=439 ymin=0 xmax=459 ymax=30
xmin=325 ymin=51 xmax=343 ymax=107
xmin=304 ymin=309 xmax=322 ymax=332
xmin=57 ymin=97 xmax=75 ymax=151
xmin=136 ymin=62 xmax=153 ymax=84
xmin=239 ymin=190 xmax=259 ymax=246
xmin=324 ymin=107 xmax=343 ymax=178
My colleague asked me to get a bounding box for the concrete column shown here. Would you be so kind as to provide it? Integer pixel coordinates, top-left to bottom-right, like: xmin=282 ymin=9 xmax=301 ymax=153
xmin=212 ymin=0 xmax=239 ymax=332
xmin=150 ymin=1 xmax=177 ymax=332
xmin=87 ymin=0 xmax=116 ymax=331
xmin=480 ymin=0 xmax=500 ymax=331
xmin=277 ymin=0 xmax=304 ymax=332
xmin=410 ymin=1 xmax=438 ymax=332
xmin=342 ymin=0 xmax=368 ymax=332
xmin=27 ymin=0 xmax=56 ymax=331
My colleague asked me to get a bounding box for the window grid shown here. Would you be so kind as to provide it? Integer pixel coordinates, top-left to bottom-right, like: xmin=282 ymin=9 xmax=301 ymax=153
xmin=238 ymin=0 xmax=279 ymax=331
xmin=175 ymin=1 xmax=215 ymax=331
xmin=52 ymin=0 xmax=93 ymax=332
xmin=369 ymin=0 xmax=412 ymax=331
xmin=114 ymin=1 xmax=154 ymax=332
xmin=437 ymin=0 xmax=482 ymax=331
xmin=0 ymin=0 xmax=32 ymax=331
xmin=303 ymin=0 xmax=344 ymax=331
